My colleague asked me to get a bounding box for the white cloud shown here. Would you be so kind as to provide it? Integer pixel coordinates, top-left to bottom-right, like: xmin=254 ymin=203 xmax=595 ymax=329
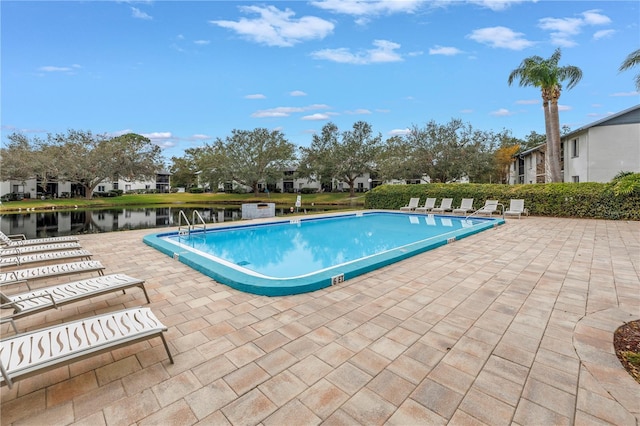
xmin=142 ymin=132 xmax=173 ymax=139
xmin=557 ymin=104 xmax=571 ymax=111
xmin=467 ymin=0 xmax=531 ymax=11
xmin=582 ymin=9 xmax=612 ymax=25
xmin=245 ymin=94 xmax=266 ymax=99
xmin=346 ymin=109 xmax=372 ymax=114
xmin=289 ymin=90 xmax=307 ymax=96
xmin=429 ymin=45 xmax=463 ymax=56
xmin=467 ymin=26 xmax=534 ymax=50
xmin=593 ymin=29 xmax=615 ymax=40
xmin=538 ymin=9 xmax=612 ymax=47
xmin=311 ymin=39 xmax=403 ymax=64
xmin=251 ymin=104 xmax=330 ymax=118
xmin=209 ymin=5 xmax=334 ymax=47
xmin=388 ymin=128 xmax=411 ymax=136
xmin=194 ymin=40 xmax=210 ymax=45
xmin=610 ymin=91 xmax=639 ymax=97
xmin=302 ymin=113 xmax=331 ymax=121
xmin=490 ymin=108 xmax=513 ymax=116
xmin=516 ymin=99 xmax=540 ymax=105
xmin=191 ymin=134 xmax=211 ymax=140
xmin=39 ymin=66 xmax=75 ymax=72
xmin=131 ymin=7 xmax=152 ymax=20
xmin=310 ymin=0 xmax=421 ymax=16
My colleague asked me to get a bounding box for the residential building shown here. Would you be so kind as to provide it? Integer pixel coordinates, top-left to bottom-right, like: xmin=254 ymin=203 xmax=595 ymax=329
xmin=509 ymin=104 xmax=640 ymax=184
xmin=1 ymin=171 xmax=171 ymax=199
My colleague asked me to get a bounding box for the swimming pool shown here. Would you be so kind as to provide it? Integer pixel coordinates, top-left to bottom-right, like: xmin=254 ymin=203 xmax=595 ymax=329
xmin=143 ymin=211 xmax=504 ymax=296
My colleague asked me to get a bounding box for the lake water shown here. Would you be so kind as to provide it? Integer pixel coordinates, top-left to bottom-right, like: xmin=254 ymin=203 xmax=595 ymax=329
xmin=0 ymin=206 xmax=348 ymax=238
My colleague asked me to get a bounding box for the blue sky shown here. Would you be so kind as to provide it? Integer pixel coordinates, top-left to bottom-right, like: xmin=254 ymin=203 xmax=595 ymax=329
xmin=2 ymin=1 xmax=639 ymax=160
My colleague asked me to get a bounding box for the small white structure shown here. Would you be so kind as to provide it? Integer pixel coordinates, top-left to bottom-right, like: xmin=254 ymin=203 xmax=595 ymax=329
xmin=241 ymin=203 xmax=275 ymax=220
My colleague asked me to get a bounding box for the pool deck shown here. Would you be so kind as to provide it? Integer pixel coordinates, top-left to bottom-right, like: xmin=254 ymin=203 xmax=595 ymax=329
xmin=1 ymin=215 xmax=639 ymax=425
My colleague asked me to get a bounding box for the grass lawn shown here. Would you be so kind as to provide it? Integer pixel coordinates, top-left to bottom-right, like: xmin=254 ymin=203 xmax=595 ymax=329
xmin=0 ymin=192 xmax=367 ymax=213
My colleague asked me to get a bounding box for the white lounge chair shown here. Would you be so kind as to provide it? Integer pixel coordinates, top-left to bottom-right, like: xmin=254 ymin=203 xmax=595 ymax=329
xmin=475 ymin=200 xmax=500 ymax=217
xmin=0 ymin=249 xmax=92 ymax=268
xmin=0 ymin=307 xmax=173 ymax=389
xmin=0 ymin=261 xmax=105 ymax=288
xmin=432 ymin=198 xmax=453 ymax=213
xmin=0 ymin=231 xmax=79 ymax=248
xmin=415 ymin=198 xmax=437 ymax=213
xmin=452 ymin=198 xmax=474 ymax=215
xmin=400 ymin=197 xmax=420 ymax=211
xmin=504 ymin=199 xmax=527 ymax=219
xmin=0 ymin=242 xmax=82 ymax=257
xmin=0 ymin=274 xmax=149 ymax=325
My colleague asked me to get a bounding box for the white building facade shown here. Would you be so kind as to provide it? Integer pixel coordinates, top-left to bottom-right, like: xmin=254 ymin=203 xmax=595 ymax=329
xmin=509 ymin=104 xmax=640 ymax=184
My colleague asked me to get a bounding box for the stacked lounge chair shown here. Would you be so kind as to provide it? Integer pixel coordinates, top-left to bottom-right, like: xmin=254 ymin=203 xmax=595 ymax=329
xmin=0 ymin=232 xmax=173 ymax=390
xmin=0 ymin=231 xmax=79 ymax=247
xmin=0 ymin=242 xmax=82 ymax=257
xmin=0 ymin=249 xmax=93 ymax=268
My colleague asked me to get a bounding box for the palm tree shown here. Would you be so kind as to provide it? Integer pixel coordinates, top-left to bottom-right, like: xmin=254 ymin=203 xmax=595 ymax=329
xmin=508 ymin=48 xmax=582 ymax=182
xmin=619 ymin=48 xmax=640 ymax=91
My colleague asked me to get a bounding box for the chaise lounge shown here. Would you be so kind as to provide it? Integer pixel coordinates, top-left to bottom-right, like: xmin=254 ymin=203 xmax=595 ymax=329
xmin=474 ymin=200 xmax=501 ymax=217
xmin=0 ymin=231 xmax=79 ymax=248
xmin=0 ymin=260 xmax=105 ymax=288
xmin=0 ymin=249 xmax=93 ymax=268
xmin=504 ymin=199 xmax=527 ymax=219
xmin=0 ymin=242 xmax=82 ymax=257
xmin=415 ymin=198 xmax=437 ymax=213
xmin=431 ymin=198 xmax=453 ymax=213
xmin=400 ymin=197 xmax=420 ymax=211
xmin=452 ymin=198 xmax=474 ymax=215
xmin=1 ymin=274 xmax=149 ymax=328
xmin=0 ymin=307 xmax=173 ymax=389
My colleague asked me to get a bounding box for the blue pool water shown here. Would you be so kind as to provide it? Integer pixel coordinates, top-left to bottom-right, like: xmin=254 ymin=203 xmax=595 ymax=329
xmin=143 ymin=211 xmax=504 ymax=296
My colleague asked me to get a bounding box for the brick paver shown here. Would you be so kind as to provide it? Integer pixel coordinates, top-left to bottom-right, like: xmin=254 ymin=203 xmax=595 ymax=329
xmin=1 ymin=215 xmax=638 ymax=425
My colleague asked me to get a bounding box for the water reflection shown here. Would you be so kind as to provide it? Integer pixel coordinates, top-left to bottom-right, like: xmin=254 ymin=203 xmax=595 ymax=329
xmin=0 ymin=206 xmax=346 ymax=238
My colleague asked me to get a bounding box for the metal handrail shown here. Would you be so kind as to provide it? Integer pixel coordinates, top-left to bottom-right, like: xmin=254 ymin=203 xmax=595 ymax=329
xmin=192 ymin=210 xmax=206 ymax=233
xmin=178 ymin=210 xmax=191 ymax=236
xmin=465 ymin=203 xmax=504 ymax=220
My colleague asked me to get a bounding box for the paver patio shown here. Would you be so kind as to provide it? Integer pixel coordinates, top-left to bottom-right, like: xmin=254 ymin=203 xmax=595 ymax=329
xmin=1 ymin=215 xmax=638 ymax=425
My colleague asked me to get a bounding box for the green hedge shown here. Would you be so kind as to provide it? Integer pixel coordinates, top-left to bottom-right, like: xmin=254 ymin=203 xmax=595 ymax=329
xmin=364 ymin=181 xmax=640 ymax=220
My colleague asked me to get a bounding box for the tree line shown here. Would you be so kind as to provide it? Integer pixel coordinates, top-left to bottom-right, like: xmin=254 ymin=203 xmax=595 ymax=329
xmin=5 ymin=47 xmax=636 ymax=199
xmin=172 ymin=119 xmax=548 ymax=198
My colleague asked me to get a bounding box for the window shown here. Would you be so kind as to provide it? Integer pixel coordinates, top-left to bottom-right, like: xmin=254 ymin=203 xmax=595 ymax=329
xmin=98 ymin=185 xmax=105 ymax=192
xmin=571 ymin=138 xmax=579 ymax=158
xmin=572 ymin=176 xmax=579 ymax=183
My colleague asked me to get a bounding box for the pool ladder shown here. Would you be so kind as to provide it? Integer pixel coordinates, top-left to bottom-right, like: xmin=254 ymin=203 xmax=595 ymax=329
xmin=178 ymin=210 xmax=206 ymax=236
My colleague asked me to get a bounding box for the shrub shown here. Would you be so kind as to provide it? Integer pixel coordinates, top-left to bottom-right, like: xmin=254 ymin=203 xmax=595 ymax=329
xmin=189 ymin=187 xmax=204 ymax=193
xmin=300 ymin=187 xmax=317 ymax=194
xmin=364 ymin=179 xmax=640 ymax=220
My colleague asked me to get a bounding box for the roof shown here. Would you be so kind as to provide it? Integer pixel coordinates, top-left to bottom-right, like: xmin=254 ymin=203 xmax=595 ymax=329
xmin=562 ymin=104 xmax=640 ymax=140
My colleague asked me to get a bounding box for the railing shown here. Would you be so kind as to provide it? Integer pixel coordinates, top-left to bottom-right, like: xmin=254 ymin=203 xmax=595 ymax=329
xmin=178 ymin=210 xmax=191 ymax=237
xmin=192 ymin=210 xmax=206 ymax=233
xmin=465 ymin=203 xmax=504 ymax=220
xmin=177 ymin=210 xmax=207 ymax=237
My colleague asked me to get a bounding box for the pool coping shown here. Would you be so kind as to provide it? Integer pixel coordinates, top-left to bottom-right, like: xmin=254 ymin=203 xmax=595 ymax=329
xmin=142 ymin=210 xmax=505 ymax=296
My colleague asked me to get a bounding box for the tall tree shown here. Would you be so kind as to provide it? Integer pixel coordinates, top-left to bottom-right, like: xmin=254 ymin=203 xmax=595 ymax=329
xmin=169 ymin=156 xmax=198 ymax=189
xmin=2 ymin=130 xmax=164 ymax=199
xmin=195 ymin=128 xmax=296 ymax=196
xmin=403 ymin=119 xmax=499 ymax=183
xmin=298 ymin=121 xmax=382 ymax=197
xmin=619 ymin=48 xmax=640 ymax=91
xmin=508 ymin=48 xmax=582 ymax=182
